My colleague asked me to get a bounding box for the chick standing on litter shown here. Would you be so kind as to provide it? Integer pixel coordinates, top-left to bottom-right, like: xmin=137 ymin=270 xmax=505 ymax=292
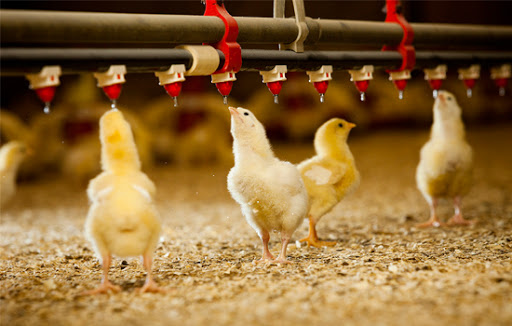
xmin=0 ymin=141 xmax=28 ymax=208
xmin=84 ymin=109 xmax=163 ymax=294
xmin=298 ymin=118 xmax=359 ymax=247
xmin=416 ymin=91 xmax=474 ymax=227
xmin=227 ymin=107 xmax=308 ymax=263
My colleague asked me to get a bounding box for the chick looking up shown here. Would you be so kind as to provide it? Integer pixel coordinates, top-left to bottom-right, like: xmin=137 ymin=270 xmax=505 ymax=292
xmin=227 ymin=107 xmax=309 ymax=263
xmin=84 ymin=109 xmax=163 ymax=294
xmin=297 ymin=118 xmax=359 ymax=247
xmin=416 ymin=91 xmax=474 ymax=227
xmin=0 ymin=141 xmax=28 ymax=208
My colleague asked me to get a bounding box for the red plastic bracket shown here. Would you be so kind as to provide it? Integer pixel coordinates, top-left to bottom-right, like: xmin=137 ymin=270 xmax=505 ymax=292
xmin=382 ymin=0 xmax=415 ymax=71
xmin=203 ymin=0 xmax=242 ymax=74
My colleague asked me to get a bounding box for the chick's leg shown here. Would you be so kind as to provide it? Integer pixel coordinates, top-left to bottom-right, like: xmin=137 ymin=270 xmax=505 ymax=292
xmin=300 ymin=216 xmax=336 ymax=247
xmin=447 ymin=197 xmax=476 ymax=226
xmin=82 ymin=254 xmax=121 ymax=295
xmin=257 ymin=230 xmax=275 ymax=262
xmin=138 ymin=253 xmax=166 ymax=293
xmin=417 ymin=197 xmax=445 ymax=228
xmin=273 ymin=232 xmax=292 ymax=264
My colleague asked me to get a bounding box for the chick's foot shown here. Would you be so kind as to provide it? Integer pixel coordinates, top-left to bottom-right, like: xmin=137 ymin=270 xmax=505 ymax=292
xmin=416 ymin=215 xmax=445 ymax=228
xmin=81 ymin=280 xmax=121 ymax=295
xmin=299 ymin=235 xmax=336 ymax=248
xmin=447 ymin=214 xmax=476 ymax=226
xmin=138 ymin=278 xmax=168 ymax=294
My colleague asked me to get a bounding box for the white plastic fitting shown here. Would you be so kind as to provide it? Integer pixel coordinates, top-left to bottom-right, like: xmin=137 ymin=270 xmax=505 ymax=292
xmin=178 ymin=45 xmax=220 ymax=76
xmin=424 ymin=65 xmax=447 ymax=80
xmin=388 ymin=70 xmax=411 ymax=81
xmin=25 ymin=66 xmax=61 ymax=89
xmin=260 ymin=65 xmax=287 ymax=83
xmin=348 ymin=65 xmax=374 ymax=82
xmin=154 ymin=64 xmax=186 ymax=85
xmin=211 ymin=71 xmax=237 ymax=84
xmin=490 ymin=64 xmax=511 ymax=80
xmin=93 ymin=65 xmax=126 ymax=87
xmin=307 ymin=65 xmax=333 ymax=83
xmin=458 ymin=64 xmax=481 ymax=80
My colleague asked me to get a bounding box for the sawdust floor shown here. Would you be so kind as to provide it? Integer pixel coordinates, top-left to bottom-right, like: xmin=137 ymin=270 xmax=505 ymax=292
xmin=1 ymin=124 xmax=511 ymax=326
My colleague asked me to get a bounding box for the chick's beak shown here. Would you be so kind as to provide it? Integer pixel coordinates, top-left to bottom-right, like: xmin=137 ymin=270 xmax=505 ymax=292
xmin=346 ymin=122 xmax=356 ymax=129
xmin=228 ymin=106 xmax=238 ymax=116
xmin=228 ymin=106 xmax=244 ymax=123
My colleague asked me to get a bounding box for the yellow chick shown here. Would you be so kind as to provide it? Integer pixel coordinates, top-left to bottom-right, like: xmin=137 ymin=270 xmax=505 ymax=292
xmin=297 ymin=118 xmax=359 ymax=247
xmin=0 ymin=141 xmax=28 ymax=208
xmin=227 ymin=107 xmax=309 ymax=263
xmin=84 ymin=109 xmax=163 ymax=294
xmin=416 ymin=91 xmax=474 ymax=227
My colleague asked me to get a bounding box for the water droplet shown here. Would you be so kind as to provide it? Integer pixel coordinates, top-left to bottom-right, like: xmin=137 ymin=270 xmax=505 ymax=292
xmin=499 ymin=87 xmax=506 ymax=97
xmin=432 ymin=89 xmax=438 ymax=98
xmin=466 ymin=88 xmax=473 ymax=98
xmin=111 ymin=99 xmax=117 ymax=110
xmin=398 ymin=90 xmax=404 ymax=100
xmin=43 ymin=102 xmax=51 ymax=114
xmin=273 ymin=94 xmax=279 ymax=104
xmin=319 ymin=93 xmax=325 ymax=103
xmin=360 ymin=92 xmax=366 ymax=102
xmin=223 ymin=96 xmax=228 ymax=105
xmin=173 ymin=97 xmax=178 ymax=107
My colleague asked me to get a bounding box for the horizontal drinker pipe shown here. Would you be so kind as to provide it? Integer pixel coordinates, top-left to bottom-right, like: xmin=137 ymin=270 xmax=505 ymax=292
xmin=1 ymin=10 xmax=512 ymax=50
xmin=1 ymin=47 xmax=511 ymax=75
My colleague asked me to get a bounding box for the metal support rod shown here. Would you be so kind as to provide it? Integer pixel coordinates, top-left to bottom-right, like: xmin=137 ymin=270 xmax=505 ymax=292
xmin=2 ymin=10 xmax=512 ymax=50
xmin=2 ymin=47 xmax=511 ymax=75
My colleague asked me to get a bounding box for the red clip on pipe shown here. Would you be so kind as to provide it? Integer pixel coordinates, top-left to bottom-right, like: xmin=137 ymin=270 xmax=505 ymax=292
xmin=382 ymin=0 xmax=415 ymax=99
xmin=204 ymin=0 xmax=241 ymax=103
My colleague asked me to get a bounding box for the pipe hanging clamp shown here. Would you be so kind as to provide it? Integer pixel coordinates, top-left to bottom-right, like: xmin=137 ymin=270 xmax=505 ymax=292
xmin=203 ymin=0 xmax=242 ymax=104
xmin=274 ymin=0 xmax=309 ymax=52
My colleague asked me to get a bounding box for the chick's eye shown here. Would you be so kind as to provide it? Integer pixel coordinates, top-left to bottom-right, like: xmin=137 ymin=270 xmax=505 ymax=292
xmin=338 ymin=123 xmax=343 ymax=128
xmin=244 ymin=112 xmax=249 ymax=116
xmin=447 ymin=97 xmax=452 ymax=101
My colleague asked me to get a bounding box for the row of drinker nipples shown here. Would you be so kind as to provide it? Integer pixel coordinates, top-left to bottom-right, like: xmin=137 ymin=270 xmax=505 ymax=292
xmin=260 ymin=65 xmax=287 ymax=104
xmin=155 ymin=64 xmax=186 ymax=107
xmin=424 ymin=64 xmax=447 ymax=98
xmin=458 ymin=64 xmax=480 ymax=98
xmin=25 ymin=66 xmax=62 ymax=114
xmin=211 ymin=71 xmax=236 ymax=105
xmin=307 ymin=65 xmax=333 ymax=103
xmin=348 ymin=65 xmax=374 ymax=102
xmin=490 ymin=64 xmax=511 ymax=97
xmin=388 ymin=70 xmax=411 ymax=100
xmin=93 ymin=65 xmax=126 ymax=109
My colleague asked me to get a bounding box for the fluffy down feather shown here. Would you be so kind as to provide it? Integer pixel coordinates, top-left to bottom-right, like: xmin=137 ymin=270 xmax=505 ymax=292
xmin=297 ymin=118 xmax=359 ymax=247
xmin=227 ymin=107 xmax=308 ymax=263
xmin=83 ymin=109 xmax=164 ymax=294
xmin=416 ymin=90 xmax=474 ymax=227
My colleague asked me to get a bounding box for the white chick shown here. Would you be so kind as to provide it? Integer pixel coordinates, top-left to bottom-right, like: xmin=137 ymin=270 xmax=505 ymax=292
xmin=416 ymin=91 xmax=474 ymax=227
xmin=0 ymin=141 xmax=28 ymax=208
xmin=227 ymin=107 xmax=309 ymax=263
xmin=297 ymin=118 xmax=359 ymax=247
xmin=84 ymin=109 xmax=163 ymax=294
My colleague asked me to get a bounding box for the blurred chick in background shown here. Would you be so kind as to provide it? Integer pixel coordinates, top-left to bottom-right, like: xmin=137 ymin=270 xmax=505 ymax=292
xmin=247 ymin=75 xmax=364 ymax=141
xmin=143 ymin=93 xmax=234 ymax=166
xmin=84 ymin=109 xmax=163 ymax=294
xmin=227 ymin=107 xmax=308 ymax=263
xmin=416 ymin=91 xmax=474 ymax=227
xmin=298 ymin=118 xmax=359 ymax=247
xmin=0 ymin=141 xmax=28 ymax=208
